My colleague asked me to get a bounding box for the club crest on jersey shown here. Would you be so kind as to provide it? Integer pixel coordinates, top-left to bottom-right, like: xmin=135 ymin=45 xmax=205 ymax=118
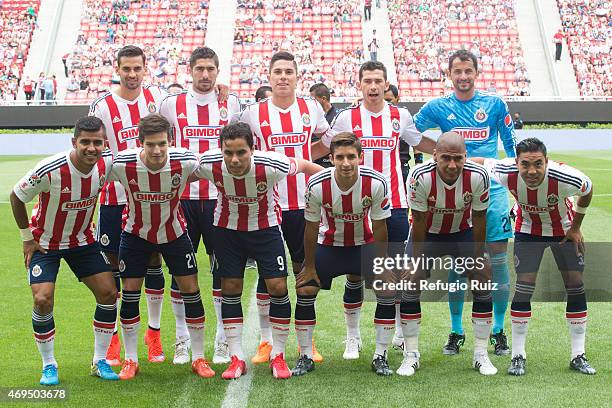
xmin=513 ymin=255 xmax=520 ymax=268
xmin=183 ymin=125 xmax=222 ymax=140
xmin=392 ymin=118 xmax=400 ymax=132
xmin=27 ymin=174 xmax=42 ymax=186
xmin=31 ymin=264 xmax=42 ymax=277
xmin=100 ymin=234 xmax=110 ymax=247
xmin=269 ymin=132 xmax=308 ymax=147
xmin=362 ymin=196 xmax=372 ymax=208
xmin=219 ymin=106 xmax=228 ymax=120
xmin=474 ymin=108 xmax=488 ymax=123
xmin=256 ymin=181 xmax=268 ymax=193
xmin=118 ymin=126 xmax=139 ymax=143
xmin=547 ymin=193 xmax=559 ymax=206
xmin=119 ymin=260 xmax=126 ymax=273
xmin=147 ymin=102 xmax=156 ymax=113
xmin=463 ymin=192 xmax=473 ymax=205
xmin=99 ymin=175 xmax=106 ymax=188
xmin=360 ymin=136 xmax=397 ymax=151
xmin=302 ymin=113 xmax=310 ymax=126
xmin=171 ymin=173 xmax=182 ymax=187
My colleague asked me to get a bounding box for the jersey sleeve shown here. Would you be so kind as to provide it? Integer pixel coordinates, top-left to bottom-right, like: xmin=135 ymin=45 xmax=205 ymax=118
xmin=194 ymin=150 xmax=219 ymax=181
xmin=406 ymin=167 xmax=429 ymax=212
xmin=238 ymin=105 xmax=263 ymax=149
xmin=266 ymin=151 xmax=296 ymax=183
xmin=559 ymin=164 xmax=592 ymax=198
xmin=13 ymin=167 xmax=51 ymax=204
xmin=304 ymin=182 xmax=322 ymax=222
xmin=471 ymin=170 xmax=490 ymax=212
xmin=483 ymin=158 xmax=509 ymax=188
xmin=312 ymin=101 xmax=331 ymax=135
xmin=228 ymin=94 xmax=242 ymax=123
xmin=413 ymin=100 xmax=439 ymax=133
xmin=400 ymin=108 xmax=423 ymax=146
xmin=370 ymin=178 xmax=392 ymax=220
xmin=327 ymin=109 xmax=352 ymax=147
xmin=88 ymin=99 xmax=101 ymax=117
xmin=496 ymin=98 xmax=517 ymax=158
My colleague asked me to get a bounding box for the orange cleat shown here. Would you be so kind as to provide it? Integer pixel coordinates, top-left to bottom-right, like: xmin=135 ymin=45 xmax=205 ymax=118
xmin=251 ymin=341 xmax=272 ymax=364
xmin=144 ymin=328 xmax=165 ymax=363
xmin=270 ymin=353 xmax=292 ymax=379
xmin=191 ymin=358 xmax=216 ymax=378
xmin=222 ymin=355 xmax=247 ymax=380
xmin=106 ymin=333 xmax=122 ymax=367
xmin=297 ymin=340 xmax=323 ymax=363
xmin=118 ymin=359 xmax=139 ymax=380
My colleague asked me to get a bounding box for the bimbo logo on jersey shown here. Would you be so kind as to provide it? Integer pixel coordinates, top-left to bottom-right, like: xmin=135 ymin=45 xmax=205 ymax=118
xmin=226 ymin=195 xmax=260 ymax=204
xmin=360 ymin=136 xmax=396 ymax=151
xmin=134 ymin=191 xmax=177 ymax=202
xmin=183 ymin=125 xmax=223 ymax=140
xmin=269 ymin=132 xmax=308 ymax=147
xmin=518 ymin=203 xmax=551 ymax=213
xmin=333 ymin=211 xmax=367 ymax=222
xmin=61 ymin=196 xmax=97 ymax=211
xmin=118 ymin=126 xmax=139 ymax=143
xmin=452 ymin=127 xmax=490 ymax=141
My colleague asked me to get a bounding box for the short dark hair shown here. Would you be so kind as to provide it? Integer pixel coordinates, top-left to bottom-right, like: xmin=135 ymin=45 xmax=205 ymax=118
xmin=516 ymin=137 xmax=547 ymax=157
xmin=330 ymin=132 xmax=362 ymax=156
xmin=385 ymin=84 xmax=399 ymax=98
xmin=254 ymin=85 xmax=272 ymax=101
xmin=117 ymin=45 xmax=146 ymax=66
xmin=166 ymin=83 xmax=184 ymax=93
xmin=74 ymin=116 xmax=105 ymax=139
xmin=138 ymin=114 xmax=171 ymax=143
xmin=269 ymin=51 xmax=298 ymax=73
xmin=220 ymin=122 xmax=254 ymax=149
xmin=358 ymin=60 xmax=387 ymax=81
xmin=189 ymin=46 xmax=219 ymax=69
xmin=448 ymin=49 xmax=478 ymax=72
xmin=309 ymin=83 xmax=330 ymax=101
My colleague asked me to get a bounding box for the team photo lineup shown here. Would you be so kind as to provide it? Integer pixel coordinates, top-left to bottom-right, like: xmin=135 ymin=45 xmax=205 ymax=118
xmin=10 ymin=34 xmax=603 ymax=395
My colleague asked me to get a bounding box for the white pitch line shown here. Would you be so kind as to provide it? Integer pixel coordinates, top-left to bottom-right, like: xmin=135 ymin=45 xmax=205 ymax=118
xmin=220 ymin=281 xmax=260 ymax=408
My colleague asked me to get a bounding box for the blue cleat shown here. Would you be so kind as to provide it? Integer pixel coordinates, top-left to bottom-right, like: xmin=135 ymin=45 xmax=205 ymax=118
xmin=91 ymin=360 xmax=119 ymax=381
xmin=40 ymin=364 xmax=59 ymax=386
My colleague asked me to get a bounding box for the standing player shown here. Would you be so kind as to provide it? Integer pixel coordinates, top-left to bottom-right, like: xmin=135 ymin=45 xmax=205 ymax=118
xmin=292 ymin=132 xmax=391 ymax=376
xmin=478 ymin=138 xmax=596 ymax=376
xmin=239 ymin=51 xmax=330 ymax=364
xmin=414 ymin=50 xmax=516 ymax=355
xmin=89 ymin=45 xmax=169 ymax=365
xmin=405 ymin=132 xmax=496 ymax=376
xmin=110 ymin=114 xmax=214 ymax=380
xmin=10 ymin=117 xmax=119 ymax=384
xmin=159 ymin=46 xmax=241 ymax=365
xmin=193 ymin=122 xmax=323 ymax=379
xmin=329 ymin=61 xmax=435 ymax=366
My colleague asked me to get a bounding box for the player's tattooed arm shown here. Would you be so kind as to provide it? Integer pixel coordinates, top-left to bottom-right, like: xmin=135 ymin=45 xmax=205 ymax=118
xmin=10 ymin=191 xmax=47 ymax=269
xmin=296 ymin=220 xmax=321 ymax=288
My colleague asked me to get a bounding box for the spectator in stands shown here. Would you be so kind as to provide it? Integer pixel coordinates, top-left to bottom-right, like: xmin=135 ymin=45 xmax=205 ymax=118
xmin=66 ymin=75 xmax=80 ymax=93
xmin=513 ymin=112 xmax=524 ymax=129
xmin=553 ymin=29 xmax=564 ymax=62
xmin=368 ymin=38 xmax=379 ymax=62
xmin=41 ymin=75 xmax=54 ymax=105
xmin=364 ymin=0 xmax=372 ymax=21
xmin=22 ymin=76 xmax=35 ymax=104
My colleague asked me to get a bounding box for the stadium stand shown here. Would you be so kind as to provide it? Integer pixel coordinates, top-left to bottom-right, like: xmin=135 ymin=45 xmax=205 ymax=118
xmin=230 ymin=0 xmax=364 ymax=99
xmin=557 ymin=0 xmax=610 ymax=96
xmin=388 ymin=0 xmax=530 ymax=98
xmin=64 ymin=0 xmax=209 ymax=104
xmin=0 ymin=1 xmax=40 ymax=104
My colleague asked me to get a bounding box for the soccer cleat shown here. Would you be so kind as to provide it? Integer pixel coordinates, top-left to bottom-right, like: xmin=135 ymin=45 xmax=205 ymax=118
xmin=173 ymin=337 xmax=191 ymax=365
xmin=490 ymin=330 xmax=511 ymax=356
xmin=291 ymin=355 xmax=315 ymax=376
xmin=192 ymin=358 xmax=216 ymax=378
xmin=442 ymin=332 xmax=465 ymax=355
xmin=396 ymin=351 xmax=420 ymax=377
xmin=570 ymin=354 xmax=596 ymax=375
xmin=144 ymin=328 xmax=165 ymax=363
xmin=222 ymin=355 xmax=247 ymax=379
xmin=473 ymin=351 xmax=498 ymax=375
xmin=342 ymin=337 xmax=362 ymax=360
xmin=91 ymin=360 xmax=119 ymax=381
xmin=213 ymin=340 xmax=231 ymax=364
xmin=251 ymin=341 xmax=272 ymax=364
xmin=270 ymin=353 xmax=292 ymax=379
xmin=106 ymin=332 xmax=121 ymax=366
xmin=118 ymin=359 xmax=139 ymax=380
xmin=508 ymin=355 xmax=526 ymax=376
xmin=371 ymin=352 xmax=393 ymax=376
xmin=392 ymin=334 xmax=405 ymax=352
xmin=40 ymin=364 xmax=59 ymax=386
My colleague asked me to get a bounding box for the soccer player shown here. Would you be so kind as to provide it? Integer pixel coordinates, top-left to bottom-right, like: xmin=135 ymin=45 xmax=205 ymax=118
xmin=477 ymin=138 xmax=596 ymax=376
xmin=110 ymin=114 xmax=214 ymax=380
xmin=10 ymin=117 xmax=119 ymax=385
xmin=329 ymin=61 xmax=435 ymax=367
xmin=405 ymin=131 xmax=497 ymax=376
xmin=413 ymin=50 xmax=516 ymax=355
xmin=292 ymin=132 xmax=391 ymax=376
xmin=89 ymin=45 xmax=169 ymax=365
xmin=159 ymin=46 xmax=241 ymax=365
xmin=239 ymin=51 xmax=330 ymax=364
xmin=193 ymin=122 xmax=323 ymax=379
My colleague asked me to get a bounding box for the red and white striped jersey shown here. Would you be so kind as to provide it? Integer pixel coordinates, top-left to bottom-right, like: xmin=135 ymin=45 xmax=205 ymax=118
xmin=239 ymin=96 xmax=330 ymax=211
xmin=108 ymin=147 xmax=198 ymax=244
xmin=195 ymin=149 xmax=298 ymax=231
xmin=407 ymin=159 xmax=490 ymax=234
xmin=305 ymin=166 xmax=391 ymax=246
xmin=485 ymin=158 xmax=592 ymax=237
xmin=89 ymin=85 xmax=167 ymax=205
xmin=13 ymin=150 xmax=113 ymax=250
xmin=330 ymin=102 xmax=423 ymax=210
xmin=159 ymin=89 xmax=241 ymax=200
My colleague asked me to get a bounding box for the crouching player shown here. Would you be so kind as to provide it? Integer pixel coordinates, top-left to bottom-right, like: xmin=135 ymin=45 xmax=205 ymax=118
xmin=110 ymin=114 xmax=213 ymax=379
xmin=405 ymin=131 xmax=497 ymax=376
xmin=10 ymin=117 xmax=119 ymax=385
xmin=478 ymin=137 xmax=596 ymax=375
xmin=294 ymin=132 xmax=392 ymax=376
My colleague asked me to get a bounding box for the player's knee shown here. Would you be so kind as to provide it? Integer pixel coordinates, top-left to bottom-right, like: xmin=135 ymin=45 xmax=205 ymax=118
xmin=265 ymin=279 xmax=288 ymax=297
xmin=175 ymin=275 xmax=199 ymax=293
xmin=148 ymin=252 xmax=162 ymax=266
xmin=95 ymin=284 xmax=118 ymax=305
xmin=296 ymin=285 xmax=319 ymax=297
xmin=32 ymin=291 xmax=53 ymax=313
xmin=221 ymin=278 xmax=243 ymax=294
